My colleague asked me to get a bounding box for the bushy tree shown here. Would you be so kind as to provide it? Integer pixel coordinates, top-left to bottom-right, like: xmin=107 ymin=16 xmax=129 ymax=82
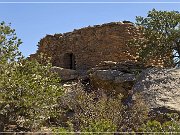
xmin=0 ymin=21 xmax=63 ymax=131
xmin=128 ymin=9 xmax=180 ymax=67
xmin=0 ymin=21 xmax=22 ymax=63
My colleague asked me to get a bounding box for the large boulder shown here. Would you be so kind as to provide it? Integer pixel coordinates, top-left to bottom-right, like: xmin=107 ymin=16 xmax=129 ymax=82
xmin=133 ymin=67 xmax=180 ymax=113
xmin=89 ymin=61 xmax=144 ymax=96
xmin=90 ymin=70 xmax=136 ymax=96
xmin=50 ymin=67 xmax=78 ymax=81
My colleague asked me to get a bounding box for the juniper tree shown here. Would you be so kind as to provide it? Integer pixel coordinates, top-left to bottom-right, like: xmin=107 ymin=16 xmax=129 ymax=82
xmin=128 ymin=9 xmax=180 ymax=67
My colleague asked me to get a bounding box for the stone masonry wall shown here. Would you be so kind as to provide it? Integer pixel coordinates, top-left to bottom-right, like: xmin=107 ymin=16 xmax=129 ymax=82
xmin=30 ymin=22 xmax=169 ymax=71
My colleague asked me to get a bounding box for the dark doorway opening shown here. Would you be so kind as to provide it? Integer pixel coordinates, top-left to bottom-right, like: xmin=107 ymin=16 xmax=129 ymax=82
xmin=64 ymin=53 xmax=76 ymax=70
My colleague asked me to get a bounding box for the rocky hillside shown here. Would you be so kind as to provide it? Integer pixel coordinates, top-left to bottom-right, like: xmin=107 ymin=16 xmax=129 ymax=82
xmin=52 ymin=61 xmax=180 ymax=115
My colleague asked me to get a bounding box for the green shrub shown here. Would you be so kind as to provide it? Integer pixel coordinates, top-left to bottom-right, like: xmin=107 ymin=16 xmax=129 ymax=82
xmin=0 ymin=59 xmax=64 ymax=131
xmin=139 ymin=113 xmax=180 ymax=134
xmin=118 ymin=94 xmax=149 ymax=132
xmin=52 ymin=127 xmax=70 ymax=135
xmin=0 ymin=21 xmax=64 ymax=131
xmin=58 ymin=84 xmax=124 ymax=131
xmin=58 ymin=84 xmax=149 ymax=132
xmin=81 ymin=119 xmax=117 ymax=135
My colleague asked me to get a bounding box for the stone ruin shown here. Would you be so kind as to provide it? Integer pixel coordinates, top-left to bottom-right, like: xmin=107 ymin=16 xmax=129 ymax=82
xmin=30 ymin=21 xmax=171 ymax=72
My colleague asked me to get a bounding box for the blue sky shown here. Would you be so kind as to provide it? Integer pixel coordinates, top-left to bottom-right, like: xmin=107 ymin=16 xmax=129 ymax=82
xmin=0 ymin=0 xmax=180 ymax=57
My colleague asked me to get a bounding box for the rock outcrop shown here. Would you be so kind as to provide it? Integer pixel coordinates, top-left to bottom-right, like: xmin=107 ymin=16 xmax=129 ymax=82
xmin=89 ymin=61 xmax=145 ymax=96
xmin=51 ymin=61 xmax=180 ymax=115
xmin=50 ymin=67 xmax=78 ymax=81
xmin=133 ymin=67 xmax=180 ymax=113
